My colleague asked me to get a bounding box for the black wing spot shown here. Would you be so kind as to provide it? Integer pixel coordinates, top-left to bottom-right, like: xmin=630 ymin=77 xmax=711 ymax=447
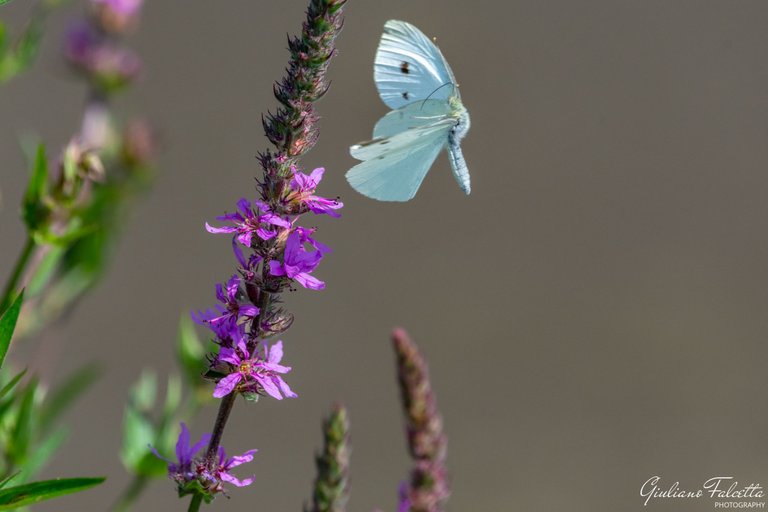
xmin=381 ymin=140 xmax=390 ymax=145
xmin=400 ymin=61 xmax=410 ymax=74
xmin=402 ymin=92 xmax=410 ymax=100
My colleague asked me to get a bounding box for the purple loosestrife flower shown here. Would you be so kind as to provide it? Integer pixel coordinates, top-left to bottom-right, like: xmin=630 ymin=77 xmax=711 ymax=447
xmin=152 ymin=423 xmax=257 ymax=497
xmin=211 ymin=275 xmax=259 ymax=328
xmin=153 ymin=423 xmax=210 ymax=486
xmin=209 ymin=446 xmax=258 ymax=488
xmin=214 ymin=336 xmax=296 ymax=400
xmin=206 ymin=198 xmax=292 ymax=246
xmin=65 ymin=23 xmax=142 ymax=91
xmin=285 ymin=167 xmax=343 ymax=217
xmin=269 ymin=230 xmax=325 ymax=290
xmin=90 ymin=0 xmax=143 ymax=33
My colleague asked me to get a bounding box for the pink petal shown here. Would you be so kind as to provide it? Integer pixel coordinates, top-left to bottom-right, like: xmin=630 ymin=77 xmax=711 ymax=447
xmin=213 ymin=373 xmax=243 ymax=398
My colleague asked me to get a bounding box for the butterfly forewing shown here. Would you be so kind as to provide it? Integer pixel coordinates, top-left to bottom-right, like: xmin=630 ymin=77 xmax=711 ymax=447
xmin=374 ymin=20 xmax=457 ymax=109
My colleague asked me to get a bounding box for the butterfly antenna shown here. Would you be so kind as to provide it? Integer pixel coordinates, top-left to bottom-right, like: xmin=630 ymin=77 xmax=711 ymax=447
xmin=420 ymin=82 xmax=456 ymax=109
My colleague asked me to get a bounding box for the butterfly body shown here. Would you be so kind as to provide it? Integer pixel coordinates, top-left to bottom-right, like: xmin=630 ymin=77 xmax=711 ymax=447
xmin=346 ymin=20 xmax=471 ymax=202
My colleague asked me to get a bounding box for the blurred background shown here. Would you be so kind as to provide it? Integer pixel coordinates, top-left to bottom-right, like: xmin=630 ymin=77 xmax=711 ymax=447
xmin=2 ymin=0 xmax=768 ymax=510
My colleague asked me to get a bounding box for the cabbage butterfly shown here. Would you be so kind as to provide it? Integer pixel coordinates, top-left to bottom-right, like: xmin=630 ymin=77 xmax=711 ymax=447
xmin=346 ymin=20 xmax=471 ymax=202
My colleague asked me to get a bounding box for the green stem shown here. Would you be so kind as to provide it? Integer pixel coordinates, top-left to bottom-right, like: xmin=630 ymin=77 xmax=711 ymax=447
xmin=187 ymin=493 xmax=203 ymax=512
xmin=1 ymin=237 xmax=36 ymax=313
xmin=110 ymin=474 xmax=148 ymax=512
xmin=204 ymin=392 xmax=237 ymax=464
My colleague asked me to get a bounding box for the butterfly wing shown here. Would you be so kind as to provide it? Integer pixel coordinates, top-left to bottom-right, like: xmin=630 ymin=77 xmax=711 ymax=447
xmin=347 ymin=119 xmax=454 ymax=202
xmin=374 ymin=20 xmax=457 ymax=110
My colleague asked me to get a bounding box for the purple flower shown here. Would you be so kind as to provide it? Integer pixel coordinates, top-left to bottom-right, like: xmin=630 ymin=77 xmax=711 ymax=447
xmin=65 ymin=23 xmax=142 ymax=88
xmin=152 ymin=423 xmax=257 ymax=495
xmin=91 ymin=0 xmax=143 ymax=15
xmin=398 ymin=481 xmax=412 ymax=512
xmin=211 ymin=446 xmax=257 ymax=488
xmin=151 ymin=423 xmax=210 ymax=486
xmin=206 ymin=198 xmax=291 ymax=247
xmin=214 ymin=338 xmax=297 ymax=400
xmin=287 ymin=167 xmax=343 ymax=217
xmin=269 ymin=231 xmax=325 ymax=290
xmin=209 ymin=275 xmax=259 ymax=330
xmin=294 ymin=226 xmax=331 ymax=254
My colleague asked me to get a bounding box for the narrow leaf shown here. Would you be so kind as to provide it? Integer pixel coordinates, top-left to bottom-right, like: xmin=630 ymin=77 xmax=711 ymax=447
xmin=176 ymin=315 xmax=206 ymax=387
xmin=0 ymin=290 xmax=24 ymax=368
xmin=0 ymin=477 xmax=105 ymax=509
xmin=0 ymin=369 xmax=27 ymax=399
xmin=8 ymin=378 xmax=37 ymax=464
xmin=17 ymin=428 xmax=68 ymax=482
xmin=22 ymin=146 xmax=48 ymax=232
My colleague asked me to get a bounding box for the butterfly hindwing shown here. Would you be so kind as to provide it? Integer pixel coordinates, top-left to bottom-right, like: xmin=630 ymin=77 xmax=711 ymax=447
xmin=347 ymin=120 xmax=454 ymax=201
xmin=374 ymin=20 xmax=457 ymax=109
xmin=372 ymin=99 xmax=454 ymax=139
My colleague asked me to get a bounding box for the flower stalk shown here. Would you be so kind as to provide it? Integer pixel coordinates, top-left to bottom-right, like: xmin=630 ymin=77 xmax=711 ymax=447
xmin=307 ymin=404 xmax=351 ymax=512
xmin=161 ymin=0 xmax=348 ymax=505
xmin=393 ymin=329 xmax=450 ymax=512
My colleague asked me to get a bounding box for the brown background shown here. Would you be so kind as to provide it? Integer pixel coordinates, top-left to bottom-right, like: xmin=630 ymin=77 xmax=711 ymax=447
xmin=1 ymin=1 xmax=768 ymax=510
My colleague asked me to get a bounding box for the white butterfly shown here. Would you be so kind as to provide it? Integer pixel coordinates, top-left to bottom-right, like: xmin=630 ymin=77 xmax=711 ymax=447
xmin=346 ymin=20 xmax=471 ymax=202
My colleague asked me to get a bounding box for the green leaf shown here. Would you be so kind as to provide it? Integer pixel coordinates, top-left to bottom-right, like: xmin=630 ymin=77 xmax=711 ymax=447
xmin=0 ymin=1 xmax=17 ymax=6
xmin=0 ymin=477 xmax=105 ymax=509
xmin=161 ymin=374 xmax=182 ymax=425
xmin=17 ymin=427 xmax=68 ymax=482
xmin=13 ymin=16 xmax=44 ymax=70
xmin=8 ymin=378 xmax=37 ymax=464
xmin=0 ymin=290 xmax=24 ymax=368
xmin=26 ymin=245 xmax=64 ymax=297
xmin=0 ymin=369 xmax=27 ymax=399
xmin=0 ymin=473 xmax=18 ymax=491
xmin=176 ymin=316 xmax=207 ymax=387
xmin=120 ymin=405 xmax=156 ymax=472
xmin=130 ymin=371 xmax=157 ymax=412
xmin=39 ymin=364 xmax=100 ymax=435
xmin=22 ymin=145 xmax=48 ymax=233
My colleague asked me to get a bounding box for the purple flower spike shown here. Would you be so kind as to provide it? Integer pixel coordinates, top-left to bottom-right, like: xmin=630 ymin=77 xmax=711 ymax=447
xmin=214 ymin=339 xmax=297 ymax=400
xmin=288 ymin=167 xmax=343 ymax=217
xmin=269 ymin=231 xmax=325 ymax=290
xmin=206 ymin=198 xmax=291 ymax=247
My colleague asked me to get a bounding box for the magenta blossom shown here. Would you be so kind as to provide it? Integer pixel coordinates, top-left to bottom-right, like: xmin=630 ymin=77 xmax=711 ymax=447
xmin=209 ymin=446 xmax=258 ymax=488
xmin=287 ymin=167 xmax=343 ymax=217
xmin=206 ymin=198 xmax=291 ymax=247
xmin=91 ymin=0 xmax=143 ymax=15
xmin=206 ymin=275 xmax=259 ymax=331
xmin=150 ymin=423 xmax=209 ymax=486
xmin=214 ymin=337 xmax=297 ymax=400
xmin=152 ymin=423 xmax=256 ymax=495
xmin=65 ymin=22 xmax=142 ymax=86
xmin=398 ymin=481 xmax=411 ymax=512
xmin=269 ymin=231 xmax=325 ymax=290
